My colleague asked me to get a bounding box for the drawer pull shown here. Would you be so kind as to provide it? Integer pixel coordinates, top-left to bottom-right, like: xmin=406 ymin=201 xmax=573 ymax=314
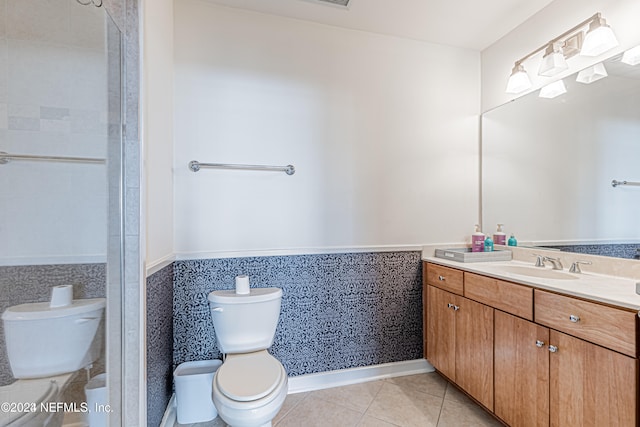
xmin=569 ymin=314 xmax=580 ymax=323
xmin=535 ymin=340 xmax=545 ymax=348
xmin=453 ymin=305 xmax=460 ymax=311
xmin=438 ymin=275 xmax=446 ymax=281
xmin=548 ymin=345 xmax=558 ymax=353
xmin=447 ymin=303 xmax=454 ymax=309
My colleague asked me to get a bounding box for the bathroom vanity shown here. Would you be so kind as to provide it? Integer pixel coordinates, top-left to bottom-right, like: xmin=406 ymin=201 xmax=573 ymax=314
xmin=422 ymin=257 xmax=639 ymax=427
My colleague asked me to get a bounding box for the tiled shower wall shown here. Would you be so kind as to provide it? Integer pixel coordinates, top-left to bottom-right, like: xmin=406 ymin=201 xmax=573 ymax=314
xmin=173 ymin=251 xmax=424 ymax=376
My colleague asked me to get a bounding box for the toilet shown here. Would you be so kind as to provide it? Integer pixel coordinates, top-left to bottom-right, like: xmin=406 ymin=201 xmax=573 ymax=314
xmin=0 ymin=295 xmax=105 ymax=426
xmin=208 ymin=287 xmax=288 ymax=427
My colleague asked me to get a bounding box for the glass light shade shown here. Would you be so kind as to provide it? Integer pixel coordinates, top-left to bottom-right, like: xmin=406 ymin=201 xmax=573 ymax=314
xmin=581 ymin=18 xmax=618 ymax=56
xmin=506 ymin=64 xmax=532 ymax=94
xmin=538 ymin=49 xmax=568 ymax=77
xmin=621 ymin=45 xmax=640 ymax=66
xmin=539 ymin=80 xmax=567 ymax=99
xmin=576 ymin=63 xmax=608 ymax=84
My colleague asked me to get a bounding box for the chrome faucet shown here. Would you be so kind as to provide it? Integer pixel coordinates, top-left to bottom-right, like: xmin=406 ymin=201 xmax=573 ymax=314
xmin=532 ymin=254 xmax=545 ymax=267
xmin=543 ymin=256 xmax=563 ymax=270
xmin=569 ymin=260 xmax=592 ymax=273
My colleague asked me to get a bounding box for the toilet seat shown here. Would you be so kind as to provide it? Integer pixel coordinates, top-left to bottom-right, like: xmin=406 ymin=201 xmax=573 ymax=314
xmin=212 ymin=357 xmax=288 ymax=427
xmin=216 ymin=351 xmax=283 ymax=402
xmin=0 ymin=373 xmax=73 ymax=426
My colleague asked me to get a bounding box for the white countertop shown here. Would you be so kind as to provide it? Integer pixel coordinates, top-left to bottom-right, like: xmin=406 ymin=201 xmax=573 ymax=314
xmin=424 ymin=256 xmax=640 ymax=312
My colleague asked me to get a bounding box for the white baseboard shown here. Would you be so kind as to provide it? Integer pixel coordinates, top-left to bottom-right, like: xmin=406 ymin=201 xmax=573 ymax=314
xmin=287 ymin=359 xmax=434 ymax=394
xmin=159 ymin=359 xmax=433 ymax=427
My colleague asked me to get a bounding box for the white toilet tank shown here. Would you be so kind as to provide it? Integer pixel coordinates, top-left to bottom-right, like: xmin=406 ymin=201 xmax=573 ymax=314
xmin=208 ymin=288 xmax=282 ymax=354
xmin=2 ymin=298 xmax=105 ymax=379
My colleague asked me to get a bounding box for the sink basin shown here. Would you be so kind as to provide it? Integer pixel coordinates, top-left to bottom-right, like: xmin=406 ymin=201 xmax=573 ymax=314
xmin=492 ymin=265 xmax=578 ymax=281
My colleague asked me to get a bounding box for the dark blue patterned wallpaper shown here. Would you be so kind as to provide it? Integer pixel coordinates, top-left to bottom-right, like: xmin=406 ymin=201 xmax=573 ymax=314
xmin=146 ymin=263 xmax=174 ymax=427
xmin=173 ymin=251 xmax=423 ymax=376
xmin=544 ymin=243 xmax=640 ymax=260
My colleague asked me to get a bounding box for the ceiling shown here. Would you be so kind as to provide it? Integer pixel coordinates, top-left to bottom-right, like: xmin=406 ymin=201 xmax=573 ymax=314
xmin=199 ymin=0 xmax=556 ymax=51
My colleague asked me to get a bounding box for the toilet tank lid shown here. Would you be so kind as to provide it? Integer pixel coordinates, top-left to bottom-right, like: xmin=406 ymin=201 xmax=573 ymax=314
xmin=208 ymin=287 xmax=282 ymax=305
xmin=2 ymin=298 xmax=105 ymax=321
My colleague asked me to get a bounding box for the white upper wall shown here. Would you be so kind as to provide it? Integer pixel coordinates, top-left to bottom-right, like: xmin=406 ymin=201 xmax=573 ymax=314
xmin=482 ymin=0 xmax=640 ymax=112
xmin=200 ymin=0 xmax=555 ymax=51
xmin=173 ymin=0 xmax=481 ymax=257
xmin=143 ymin=0 xmax=175 ymax=268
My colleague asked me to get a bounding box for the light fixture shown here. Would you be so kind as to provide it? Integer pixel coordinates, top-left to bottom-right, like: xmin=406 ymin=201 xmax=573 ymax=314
xmin=581 ymin=14 xmax=619 ymax=56
xmin=538 ymin=43 xmax=569 ymax=77
xmin=506 ymin=12 xmax=617 ymax=94
xmin=539 ymin=80 xmax=567 ymax=99
xmin=621 ymin=45 xmax=640 ymax=66
xmin=506 ymin=63 xmax=532 ymax=94
xmin=576 ymin=63 xmax=608 ymax=84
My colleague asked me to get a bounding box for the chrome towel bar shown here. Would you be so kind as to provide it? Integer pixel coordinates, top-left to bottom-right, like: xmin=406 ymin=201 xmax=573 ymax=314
xmin=0 ymin=151 xmax=105 ymax=165
xmin=189 ymin=161 xmax=295 ymax=175
xmin=612 ymin=180 xmax=640 ymax=188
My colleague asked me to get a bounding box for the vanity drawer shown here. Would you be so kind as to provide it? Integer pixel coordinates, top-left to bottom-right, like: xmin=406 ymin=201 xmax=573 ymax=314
xmin=425 ymin=263 xmax=464 ymax=295
xmin=464 ymin=273 xmax=533 ymax=320
xmin=534 ymin=290 xmax=637 ymax=357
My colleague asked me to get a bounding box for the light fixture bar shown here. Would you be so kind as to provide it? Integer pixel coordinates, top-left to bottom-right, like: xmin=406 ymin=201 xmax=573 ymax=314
xmin=506 ymin=12 xmax=618 ymax=95
xmin=512 ymin=13 xmax=601 ymax=67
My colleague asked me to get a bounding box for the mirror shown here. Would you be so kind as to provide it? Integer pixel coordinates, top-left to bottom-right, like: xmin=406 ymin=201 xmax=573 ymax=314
xmin=482 ymin=52 xmax=640 ymax=259
xmin=0 ymin=0 xmax=123 ymax=420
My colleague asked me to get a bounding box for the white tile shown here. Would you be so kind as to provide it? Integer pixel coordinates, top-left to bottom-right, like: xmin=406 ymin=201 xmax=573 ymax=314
xmin=7 ymin=0 xmax=69 ymax=44
xmin=0 ymin=103 xmax=7 ymax=129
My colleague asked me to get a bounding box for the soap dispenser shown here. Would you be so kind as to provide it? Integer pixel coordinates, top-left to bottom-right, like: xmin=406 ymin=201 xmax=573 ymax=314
xmin=507 ymin=233 xmax=518 ymax=247
xmin=484 ymin=235 xmax=494 ymax=252
xmin=472 ymin=225 xmax=485 ymax=253
xmin=493 ymin=224 xmax=506 ymax=245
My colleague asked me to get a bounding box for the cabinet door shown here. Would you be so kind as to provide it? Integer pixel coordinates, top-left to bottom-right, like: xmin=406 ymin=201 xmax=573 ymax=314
xmin=550 ymin=330 xmax=637 ymax=427
xmin=455 ymin=295 xmax=494 ymax=411
xmin=494 ymin=311 xmax=549 ymax=427
xmin=426 ymin=285 xmax=456 ymax=380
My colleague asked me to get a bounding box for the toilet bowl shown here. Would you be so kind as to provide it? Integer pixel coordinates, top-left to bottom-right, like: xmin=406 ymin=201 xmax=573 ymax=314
xmin=212 ymin=351 xmax=288 ymax=427
xmin=0 ymin=372 xmax=75 ymax=427
xmin=208 ymin=286 xmax=288 ymax=427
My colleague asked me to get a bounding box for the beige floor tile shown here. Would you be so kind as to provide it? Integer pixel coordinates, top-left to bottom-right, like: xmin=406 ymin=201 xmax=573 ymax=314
xmin=365 ymin=382 xmax=442 ymax=427
xmin=310 ymin=380 xmax=384 ymax=412
xmin=443 ymin=382 xmax=473 ymax=405
xmin=385 ymin=373 xmax=447 ymax=399
xmin=437 ymin=399 xmax=502 ymax=427
xmin=357 ymin=415 xmax=400 ymax=427
xmin=272 ymin=392 xmax=309 ymax=425
xmin=276 ymin=394 xmax=363 ymax=427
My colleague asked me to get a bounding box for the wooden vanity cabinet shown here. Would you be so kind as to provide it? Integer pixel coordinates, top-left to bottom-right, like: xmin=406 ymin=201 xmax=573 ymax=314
xmin=549 ymin=330 xmax=637 ymax=427
xmin=424 ymin=261 xmax=638 ymax=427
xmin=494 ymin=311 xmax=550 ymax=427
xmin=426 ymin=285 xmax=494 ymax=411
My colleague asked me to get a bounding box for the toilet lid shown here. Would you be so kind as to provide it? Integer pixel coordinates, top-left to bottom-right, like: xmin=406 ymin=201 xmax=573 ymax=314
xmin=216 ymin=352 xmax=283 ymax=402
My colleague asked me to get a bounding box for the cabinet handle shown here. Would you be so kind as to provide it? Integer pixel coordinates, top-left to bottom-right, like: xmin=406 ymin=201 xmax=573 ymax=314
xmin=453 ymin=305 xmax=460 ymax=311
xmin=569 ymin=314 xmax=580 ymax=323
xmin=438 ymin=275 xmax=445 ymax=281
xmin=548 ymin=345 xmax=558 ymax=353
xmin=447 ymin=303 xmax=454 ymax=309
xmin=535 ymin=340 xmax=545 ymax=348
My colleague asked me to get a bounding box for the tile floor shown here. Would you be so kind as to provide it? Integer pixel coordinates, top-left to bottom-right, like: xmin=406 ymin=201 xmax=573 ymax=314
xmin=183 ymin=372 xmax=504 ymax=427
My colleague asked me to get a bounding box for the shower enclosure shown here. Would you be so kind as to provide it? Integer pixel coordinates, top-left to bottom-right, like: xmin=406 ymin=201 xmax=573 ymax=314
xmin=0 ymin=0 xmax=124 ymax=424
